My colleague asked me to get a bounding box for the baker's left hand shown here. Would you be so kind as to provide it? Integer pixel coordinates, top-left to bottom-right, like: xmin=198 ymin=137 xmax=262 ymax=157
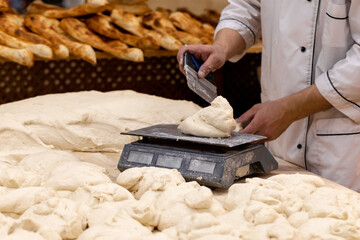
xmin=236 ymin=99 xmax=295 ymax=142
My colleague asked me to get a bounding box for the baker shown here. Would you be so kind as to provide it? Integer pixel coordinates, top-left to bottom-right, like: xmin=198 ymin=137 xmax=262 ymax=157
xmin=177 ymin=0 xmax=360 ymax=192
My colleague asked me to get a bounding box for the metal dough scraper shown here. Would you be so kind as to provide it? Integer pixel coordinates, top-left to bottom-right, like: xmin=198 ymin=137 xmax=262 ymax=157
xmin=184 ymin=51 xmax=217 ymax=103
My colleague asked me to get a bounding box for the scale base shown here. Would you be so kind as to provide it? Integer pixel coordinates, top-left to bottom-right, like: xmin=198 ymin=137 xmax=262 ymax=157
xmin=118 ymin=140 xmax=278 ymax=189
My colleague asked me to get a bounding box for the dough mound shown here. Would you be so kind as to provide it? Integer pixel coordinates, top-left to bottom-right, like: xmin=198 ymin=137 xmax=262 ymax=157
xmin=0 ymin=90 xmax=200 ymax=155
xmin=0 ymin=91 xmax=360 ymax=240
xmin=178 ymin=96 xmax=237 ymax=138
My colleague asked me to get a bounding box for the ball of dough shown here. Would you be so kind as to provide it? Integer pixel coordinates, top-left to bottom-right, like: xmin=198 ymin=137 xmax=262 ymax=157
xmin=178 ymin=96 xmax=236 ymax=138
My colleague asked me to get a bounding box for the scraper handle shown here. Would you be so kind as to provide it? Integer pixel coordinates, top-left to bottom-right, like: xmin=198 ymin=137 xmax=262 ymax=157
xmin=184 ymin=51 xmax=215 ymax=85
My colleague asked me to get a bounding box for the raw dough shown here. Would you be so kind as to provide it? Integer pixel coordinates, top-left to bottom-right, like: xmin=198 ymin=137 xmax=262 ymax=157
xmin=20 ymin=197 xmax=89 ymax=239
xmin=178 ymin=96 xmax=237 ymax=138
xmin=0 ymin=187 xmax=56 ymax=214
xmin=67 ymin=183 xmax=134 ymax=207
xmin=0 ymin=90 xmax=200 ymax=155
xmin=0 ymin=90 xmax=360 ymax=240
xmin=116 ymin=167 xmax=185 ymax=199
xmin=43 ymin=161 xmax=111 ymax=191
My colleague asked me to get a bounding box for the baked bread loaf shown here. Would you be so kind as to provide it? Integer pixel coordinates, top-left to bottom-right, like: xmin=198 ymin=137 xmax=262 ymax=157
xmin=0 ymin=0 xmax=10 ymax=12
xmin=60 ymin=18 xmax=144 ymax=62
xmin=142 ymin=11 xmax=204 ymax=45
xmin=42 ymin=3 xmax=110 ymax=18
xmin=0 ymin=45 xmax=33 ymax=66
xmin=26 ymin=1 xmax=63 ymax=15
xmin=0 ymin=13 xmax=69 ymax=59
xmin=111 ymin=9 xmax=182 ymax=51
xmin=86 ymin=14 xmax=158 ymax=49
xmin=24 ymin=14 xmax=96 ymax=64
xmin=169 ymin=11 xmax=214 ymax=41
xmin=0 ymin=29 xmax=52 ymax=59
xmin=109 ymin=2 xmax=151 ymax=15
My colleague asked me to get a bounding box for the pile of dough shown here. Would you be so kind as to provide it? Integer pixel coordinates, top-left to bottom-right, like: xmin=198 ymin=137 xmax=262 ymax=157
xmin=0 ymin=90 xmax=200 ymax=155
xmin=178 ymin=96 xmax=237 ymax=138
xmin=0 ymin=91 xmax=359 ymax=239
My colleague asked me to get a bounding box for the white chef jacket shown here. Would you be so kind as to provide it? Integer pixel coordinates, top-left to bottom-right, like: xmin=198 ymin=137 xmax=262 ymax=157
xmin=216 ymin=0 xmax=360 ymax=191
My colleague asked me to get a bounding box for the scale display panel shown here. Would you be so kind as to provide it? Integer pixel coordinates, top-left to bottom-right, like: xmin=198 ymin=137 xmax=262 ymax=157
xmin=188 ymin=159 xmax=217 ymax=174
xmin=156 ymin=155 xmax=183 ymax=169
xmin=127 ymin=151 xmax=153 ymax=165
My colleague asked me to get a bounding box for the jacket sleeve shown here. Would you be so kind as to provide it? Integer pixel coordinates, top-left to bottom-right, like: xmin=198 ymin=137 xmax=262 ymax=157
xmin=315 ymin=2 xmax=360 ymax=123
xmin=214 ymin=0 xmax=261 ymax=62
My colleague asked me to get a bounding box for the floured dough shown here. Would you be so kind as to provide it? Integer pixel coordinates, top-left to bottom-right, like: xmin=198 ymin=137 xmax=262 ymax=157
xmin=178 ymin=96 xmax=237 ymax=138
xmin=176 ymin=213 xmax=240 ymax=240
xmin=0 ymin=187 xmax=56 ymax=214
xmin=0 ymin=90 xmax=200 ymax=155
xmin=116 ymin=167 xmax=185 ymax=199
xmin=67 ymin=183 xmax=134 ymax=207
xmin=43 ymin=161 xmax=111 ymax=191
xmin=21 ymin=197 xmax=89 ymax=239
xmin=0 ymin=218 xmax=62 ymax=240
xmin=0 ymin=90 xmax=360 ymax=240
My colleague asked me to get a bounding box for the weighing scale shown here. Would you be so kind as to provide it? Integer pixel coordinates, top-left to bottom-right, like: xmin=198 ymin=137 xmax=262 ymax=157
xmin=118 ymin=124 xmax=278 ymax=188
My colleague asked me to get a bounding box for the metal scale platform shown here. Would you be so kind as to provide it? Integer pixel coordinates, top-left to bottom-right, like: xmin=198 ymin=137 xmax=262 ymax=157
xmin=118 ymin=124 xmax=278 ymax=188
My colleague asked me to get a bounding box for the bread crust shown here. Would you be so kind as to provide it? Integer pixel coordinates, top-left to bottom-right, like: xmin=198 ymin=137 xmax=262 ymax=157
xmin=42 ymin=3 xmax=110 ymax=18
xmin=0 ymin=13 xmax=69 ymax=59
xmin=26 ymin=1 xmax=63 ymax=15
xmin=169 ymin=11 xmax=214 ymax=42
xmin=111 ymin=9 xmax=182 ymax=51
xmin=0 ymin=45 xmax=33 ymax=66
xmin=109 ymin=2 xmax=151 ymax=15
xmin=60 ymin=18 xmax=144 ymax=62
xmin=0 ymin=0 xmax=10 ymax=12
xmin=86 ymin=14 xmax=158 ymax=50
xmin=142 ymin=11 xmax=204 ymax=45
xmin=0 ymin=28 xmax=53 ymax=59
xmin=24 ymin=14 xmax=96 ymax=64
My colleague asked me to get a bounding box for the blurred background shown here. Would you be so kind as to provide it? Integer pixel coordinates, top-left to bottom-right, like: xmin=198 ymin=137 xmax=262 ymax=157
xmin=5 ymin=0 xmax=84 ymax=13
xmin=6 ymin=0 xmax=227 ymax=14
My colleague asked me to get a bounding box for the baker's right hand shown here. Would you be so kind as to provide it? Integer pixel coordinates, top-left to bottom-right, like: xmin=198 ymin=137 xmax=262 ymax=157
xmin=177 ymin=44 xmax=227 ymax=79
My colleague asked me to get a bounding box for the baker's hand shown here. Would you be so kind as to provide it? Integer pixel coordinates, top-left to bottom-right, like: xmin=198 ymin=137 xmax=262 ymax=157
xmin=177 ymin=43 xmax=227 ymax=78
xmin=236 ymin=100 xmax=295 ymax=142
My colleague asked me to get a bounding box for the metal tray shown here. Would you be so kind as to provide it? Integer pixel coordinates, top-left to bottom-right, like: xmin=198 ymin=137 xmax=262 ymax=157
xmin=121 ymin=124 xmax=266 ymax=148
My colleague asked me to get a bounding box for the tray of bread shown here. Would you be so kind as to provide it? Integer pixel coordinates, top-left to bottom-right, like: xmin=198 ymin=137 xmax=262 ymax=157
xmin=0 ymin=0 xmax=219 ymax=66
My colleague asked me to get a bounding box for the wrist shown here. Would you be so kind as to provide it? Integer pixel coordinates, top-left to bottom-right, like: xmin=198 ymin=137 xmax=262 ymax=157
xmin=276 ymin=98 xmax=301 ymax=123
xmin=212 ymin=41 xmax=229 ymax=58
xmin=213 ymin=28 xmax=246 ymax=60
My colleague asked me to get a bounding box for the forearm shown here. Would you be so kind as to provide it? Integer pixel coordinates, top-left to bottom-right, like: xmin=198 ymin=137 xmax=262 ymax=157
xmin=213 ymin=28 xmax=246 ymax=61
xmin=282 ymin=84 xmax=332 ymax=121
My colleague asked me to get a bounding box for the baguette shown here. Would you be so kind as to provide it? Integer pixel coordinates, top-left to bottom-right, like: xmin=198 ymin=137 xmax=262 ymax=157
xmin=0 ymin=29 xmax=52 ymax=59
xmin=142 ymin=11 xmax=204 ymax=45
xmin=0 ymin=13 xmax=69 ymax=59
xmin=108 ymin=0 xmax=148 ymax=3
xmin=88 ymin=0 xmax=109 ymax=7
xmin=60 ymin=18 xmax=143 ymax=62
xmin=109 ymin=2 xmax=151 ymax=15
xmin=24 ymin=14 xmax=96 ymax=64
xmin=111 ymin=9 xmax=181 ymax=51
xmin=0 ymin=45 xmax=33 ymax=66
xmin=169 ymin=11 xmax=214 ymax=41
xmin=86 ymin=14 xmax=158 ymax=49
xmin=26 ymin=1 xmax=63 ymax=15
xmin=42 ymin=3 xmax=110 ymax=18
xmin=0 ymin=0 xmax=10 ymax=12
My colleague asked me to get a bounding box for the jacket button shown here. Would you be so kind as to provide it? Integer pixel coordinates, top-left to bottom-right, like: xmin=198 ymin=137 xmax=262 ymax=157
xmin=300 ymin=46 xmax=306 ymax=52
xmin=297 ymin=144 xmax=303 ymax=149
